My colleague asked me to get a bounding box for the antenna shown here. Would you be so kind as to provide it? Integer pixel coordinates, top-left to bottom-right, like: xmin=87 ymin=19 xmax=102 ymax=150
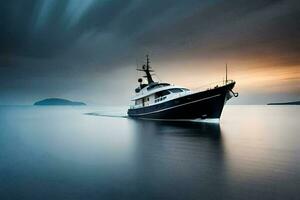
xmin=225 ymin=63 xmax=228 ymax=84
xmin=146 ymin=54 xmax=150 ymax=69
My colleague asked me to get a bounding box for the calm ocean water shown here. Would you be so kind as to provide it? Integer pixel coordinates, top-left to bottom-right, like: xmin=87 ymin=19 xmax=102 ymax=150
xmin=0 ymin=105 xmax=299 ymax=200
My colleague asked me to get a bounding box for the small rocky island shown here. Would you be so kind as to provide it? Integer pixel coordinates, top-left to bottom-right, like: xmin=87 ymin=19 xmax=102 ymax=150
xmin=34 ymin=98 xmax=86 ymax=106
xmin=267 ymin=101 xmax=300 ymax=105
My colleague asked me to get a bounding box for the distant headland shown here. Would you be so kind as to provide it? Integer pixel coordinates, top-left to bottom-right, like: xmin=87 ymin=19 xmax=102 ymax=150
xmin=34 ymin=98 xmax=86 ymax=106
xmin=267 ymin=101 xmax=300 ymax=105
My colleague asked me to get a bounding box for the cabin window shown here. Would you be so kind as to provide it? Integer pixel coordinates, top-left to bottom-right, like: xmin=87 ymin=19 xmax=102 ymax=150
xmin=155 ymin=96 xmax=167 ymax=103
xmin=181 ymin=88 xmax=189 ymax=91
xmin=135 ymin=99 xmax=143 ymax=105
xmin=169 ymin=88 xmax=183 ymax=93
xmin=155 ymin=90 xmax=170 ymax=98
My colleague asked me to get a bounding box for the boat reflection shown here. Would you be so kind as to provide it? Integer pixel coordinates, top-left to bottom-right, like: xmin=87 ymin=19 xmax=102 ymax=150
xmin=127 ymin=119 xmax=227 ymax=199
xmin=130 ymin=119 xmax=222 ymax=139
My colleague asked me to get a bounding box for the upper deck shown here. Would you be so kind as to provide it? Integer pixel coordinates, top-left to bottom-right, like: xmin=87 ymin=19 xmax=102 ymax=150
xmin=131 ymin=83 xmax=189 ymax=101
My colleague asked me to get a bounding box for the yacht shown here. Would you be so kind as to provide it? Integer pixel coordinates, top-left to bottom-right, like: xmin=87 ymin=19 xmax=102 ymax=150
xmin=127 ymin=55 xmax=238 ymax=120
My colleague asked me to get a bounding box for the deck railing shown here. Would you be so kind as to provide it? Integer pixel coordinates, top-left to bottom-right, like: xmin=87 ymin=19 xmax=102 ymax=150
xmin=191 ymin=80 xmax=234 ymax=93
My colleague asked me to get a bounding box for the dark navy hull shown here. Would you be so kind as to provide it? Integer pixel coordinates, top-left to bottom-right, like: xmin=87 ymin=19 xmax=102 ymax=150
xmin=127 ymin=82 xmax=235 ymax=120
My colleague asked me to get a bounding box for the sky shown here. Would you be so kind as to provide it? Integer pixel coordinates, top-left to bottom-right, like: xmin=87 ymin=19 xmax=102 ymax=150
xmin=0 ymin=0 xmax=299 ymax=105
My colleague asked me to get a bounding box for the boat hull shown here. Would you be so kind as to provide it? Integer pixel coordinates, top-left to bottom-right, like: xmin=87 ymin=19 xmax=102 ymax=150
xmin=127 ymin=82 xmax=235 ymax=120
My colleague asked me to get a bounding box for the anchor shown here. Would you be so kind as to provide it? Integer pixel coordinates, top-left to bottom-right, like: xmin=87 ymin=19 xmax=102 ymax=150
xmin=230 ymin=89 xmax=239 ymax=97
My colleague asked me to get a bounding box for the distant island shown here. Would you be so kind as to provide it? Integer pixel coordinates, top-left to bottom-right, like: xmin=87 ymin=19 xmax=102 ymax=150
xmin=267 ymin=101 xmax=300 ymax=105
xmin=34 ymin=98 xmax=86 ymax=106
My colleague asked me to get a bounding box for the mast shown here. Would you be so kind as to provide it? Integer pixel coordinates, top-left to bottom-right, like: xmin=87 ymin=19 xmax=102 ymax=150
xmin=137 ymin=55 xmax=154 ymax=84
xmin=225 ymin=63 xmax=228 ymax=84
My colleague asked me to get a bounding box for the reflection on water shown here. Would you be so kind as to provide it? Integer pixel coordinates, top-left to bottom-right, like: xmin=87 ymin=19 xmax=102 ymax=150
xmin=130 ymin=120 xmax=226 ymax=200
xmin=0 ymin=106 xmax=299 ymax=200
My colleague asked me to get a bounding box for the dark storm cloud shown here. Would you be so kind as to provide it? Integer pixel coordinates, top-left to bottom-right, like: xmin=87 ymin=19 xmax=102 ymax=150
xmin=1 ymin=0 xmax=299 ymax=63
xmin=136 ymin=0 xmax=300 ymax=62
xmin=0 ymin=0 xmax=299 ymax=104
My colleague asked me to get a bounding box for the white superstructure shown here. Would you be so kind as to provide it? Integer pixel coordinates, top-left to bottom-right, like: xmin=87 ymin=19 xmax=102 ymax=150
xmin=130 ymin=83 xmax=192 ymax=109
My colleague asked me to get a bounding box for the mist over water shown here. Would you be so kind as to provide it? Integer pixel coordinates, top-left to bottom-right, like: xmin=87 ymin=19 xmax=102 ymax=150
xmin=0 ymin=105 xmax=299 ymax=199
